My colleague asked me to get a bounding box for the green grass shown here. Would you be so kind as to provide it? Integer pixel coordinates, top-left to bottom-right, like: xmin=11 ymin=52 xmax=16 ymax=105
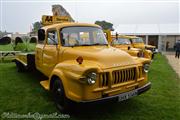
xmin=0 ymin=44 xmax=14 ymax=51
xmin=14 ymin=43 xmax=27 ymax=51
xmin=0 ymin=43 xmax=36 ymax=52
xmin=0 ymin=54 xmax=179 ymax=120
xmin=14 ymin=43 xmax=36 ymax=52
xmin=27 ymin=43 xmax=36 ymax=51
xmin=0 ymin=43 xmax=36 ymax=62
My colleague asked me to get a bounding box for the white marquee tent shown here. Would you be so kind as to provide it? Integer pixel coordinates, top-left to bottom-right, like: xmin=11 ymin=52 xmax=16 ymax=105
xmin=114 ymin=24 xmax=180 ymax=35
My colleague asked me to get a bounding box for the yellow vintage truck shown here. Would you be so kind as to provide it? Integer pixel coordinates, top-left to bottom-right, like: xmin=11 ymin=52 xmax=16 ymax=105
xmin=127 ymin=36 xmax=157 ymax=59
xmin=14 ymin=16 xmax=151 ymax=112
xmin=104 ymin=30 xmax=152 ymax=59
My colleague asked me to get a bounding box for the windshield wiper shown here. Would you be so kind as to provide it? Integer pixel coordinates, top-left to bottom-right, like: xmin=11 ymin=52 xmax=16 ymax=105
xmin=67 ymin=44 xmax=81 ymax=47
xmin=68 ymin=43 xmax=108 ymax=47
xmin=92 ymin=43 xmax=108 ymax=46
xmin=80 ymin=44 xmax=93 ymax=46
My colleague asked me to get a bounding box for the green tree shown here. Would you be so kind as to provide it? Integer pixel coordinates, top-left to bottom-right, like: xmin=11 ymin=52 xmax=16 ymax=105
xmin=95 ymin=20 xmax=114 ymax=30
xmin=32 ymin=21 xmax=42 ymax=32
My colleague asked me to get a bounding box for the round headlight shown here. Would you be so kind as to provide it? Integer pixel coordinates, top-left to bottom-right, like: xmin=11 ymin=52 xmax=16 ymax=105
xmin=137 ymin=51 xmax=144 ymax=57
xmin=137 ymin=52 xmax=141 ymax=57
xmin=143 ymin=64 xmax=150 ymax=73
xmin=86 ymin=72 xmax=97 ymax=85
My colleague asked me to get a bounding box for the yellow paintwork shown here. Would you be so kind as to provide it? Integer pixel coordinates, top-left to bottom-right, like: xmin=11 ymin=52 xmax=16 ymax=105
xmin=15 ymin=53 xmax=28 ymax=66
xmin=104 ymin=30 xmax=152 ymax=59
xmin=40 ymin=80 xmax=49 ymax=90
xmin=16 ymin=22 xmax=151 ymax=102
xmin=145 ymin=44 xmax=156 ymax=49
xmin=42 ymin=15 xmax=71 ymax=26
xmin=126 ymin=36 xmax=156 ymax=49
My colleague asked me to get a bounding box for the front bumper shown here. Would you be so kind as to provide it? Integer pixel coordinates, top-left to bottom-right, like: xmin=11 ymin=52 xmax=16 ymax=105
xmin=80 ymin=82 xmax=151 ymax=103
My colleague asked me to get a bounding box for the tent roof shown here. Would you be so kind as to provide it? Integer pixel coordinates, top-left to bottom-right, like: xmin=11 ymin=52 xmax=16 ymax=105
xmin=114 ymin=24 xmax=180 ymax=35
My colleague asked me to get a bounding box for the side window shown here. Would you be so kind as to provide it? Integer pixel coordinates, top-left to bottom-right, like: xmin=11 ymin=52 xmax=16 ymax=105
xmin=47 ymin=30 xmax=58 ymax=45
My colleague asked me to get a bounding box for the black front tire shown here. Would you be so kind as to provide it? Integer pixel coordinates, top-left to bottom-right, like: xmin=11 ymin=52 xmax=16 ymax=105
xmin=51 ymin=78 xmax=71 ymax=113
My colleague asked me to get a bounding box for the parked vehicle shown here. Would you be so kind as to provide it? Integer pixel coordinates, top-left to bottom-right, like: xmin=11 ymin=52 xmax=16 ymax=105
xmin=14 ymin=16 xmax=151 ymax=112
xmin=128 ymin=36 xmax=157 ymax=59
xmin=104 ymin=30 xmax=153 ymax=59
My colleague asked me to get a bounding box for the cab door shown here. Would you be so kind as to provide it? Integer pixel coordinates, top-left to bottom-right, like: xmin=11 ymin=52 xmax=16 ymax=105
xmin=42 ymin=29 xmax=59 ymax=76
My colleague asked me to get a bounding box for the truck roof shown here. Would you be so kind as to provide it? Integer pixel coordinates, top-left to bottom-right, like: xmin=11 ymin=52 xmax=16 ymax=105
xmin=42 ymin=22 xmax=101 ymax=30
xmin=112 ymin=35 xmax=139 ymax=39
xmin=125 ymin=36 xmax=140 ymax=39
xmin=112 ymin=35 xmax=132 ymax=39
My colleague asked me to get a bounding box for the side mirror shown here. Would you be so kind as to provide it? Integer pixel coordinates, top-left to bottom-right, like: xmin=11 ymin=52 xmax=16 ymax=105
xmin=38 ymin=29 xmax=45 ymax=41
xmin=129 ymin=39 xmax=132 ymax=43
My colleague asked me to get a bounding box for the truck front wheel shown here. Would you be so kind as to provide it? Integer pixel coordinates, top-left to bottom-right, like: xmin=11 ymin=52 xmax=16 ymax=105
xmin=52 ymin=78 xmax=70 ymax=113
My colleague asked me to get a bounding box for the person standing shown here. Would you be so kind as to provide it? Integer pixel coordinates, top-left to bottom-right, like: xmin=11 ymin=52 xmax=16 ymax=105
xmin=174 ymin=40 xmax=180 ymax=59
xmin=166 ymin=41 xmax=169 ymax=51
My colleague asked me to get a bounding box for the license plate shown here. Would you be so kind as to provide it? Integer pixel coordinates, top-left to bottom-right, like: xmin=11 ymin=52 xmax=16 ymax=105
xmin=118 ymin=90 xmax=138 ymax=102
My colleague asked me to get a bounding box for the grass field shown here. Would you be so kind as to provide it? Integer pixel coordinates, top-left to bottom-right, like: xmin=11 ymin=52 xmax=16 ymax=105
xmin=0 ymin=43 xmax=36 ymax=52
xmin=0 ymin=44 xmax=14 ymax=51
xmin=0 ymin=54 xmax=180 ymax=120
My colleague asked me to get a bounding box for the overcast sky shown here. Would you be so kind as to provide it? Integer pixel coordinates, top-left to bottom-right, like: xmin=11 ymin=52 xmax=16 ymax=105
xmin=0 ymin=0 xmax=179 ymax=33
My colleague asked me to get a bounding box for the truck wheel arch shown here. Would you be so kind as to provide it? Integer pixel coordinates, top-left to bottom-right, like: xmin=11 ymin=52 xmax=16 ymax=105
xmin=49 ymin=69 xmax=70 ymax=99
xmin=50 ymin=75 xmax=60 ymax=91
xmin=49 ymin=73 xmax=67 ymax=93
xmin=50 ymin=76 xmax=71 ymax=113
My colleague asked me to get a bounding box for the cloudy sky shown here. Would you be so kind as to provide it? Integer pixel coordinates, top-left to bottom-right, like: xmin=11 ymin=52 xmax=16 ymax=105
xmin=0 ymin=0 xmax=179 ymax=33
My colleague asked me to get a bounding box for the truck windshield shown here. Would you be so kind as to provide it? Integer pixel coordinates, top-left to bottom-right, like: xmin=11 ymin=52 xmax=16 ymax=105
xmin=112 ymin=38 xmax=131 ymax=45
xmin=60 ymin=27 xmax=108 ymax=47
xmin=132 ymin=38 xmax=144 ymax=43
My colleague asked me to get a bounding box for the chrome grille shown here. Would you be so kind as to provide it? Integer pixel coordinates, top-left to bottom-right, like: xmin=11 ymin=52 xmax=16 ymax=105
xmin=99 ymin=67 xmax=143 ymax=87
xmin=138 ymin=66 xmax=143 ymax=78
xmin=99 ymin=72 xmax=109 ymax=87
xmin=112 ymin=67 xmax=136 ymax=84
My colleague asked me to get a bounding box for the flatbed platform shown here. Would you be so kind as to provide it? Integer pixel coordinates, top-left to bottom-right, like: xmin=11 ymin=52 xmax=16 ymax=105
xmin=0 ymin=51 xmax=21 ymax=62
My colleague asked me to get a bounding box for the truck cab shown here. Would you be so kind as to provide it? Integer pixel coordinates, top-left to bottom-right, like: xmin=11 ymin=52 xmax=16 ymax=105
xmin=112 ymin=35 xmax=153 ymax=59
xmin=128 ymin=36 xmax=157 ymax=58
xmin=14 ymin=17 xmax=151 ymax=112
xmin=104 ymin=30 xmax=152 ymax=59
